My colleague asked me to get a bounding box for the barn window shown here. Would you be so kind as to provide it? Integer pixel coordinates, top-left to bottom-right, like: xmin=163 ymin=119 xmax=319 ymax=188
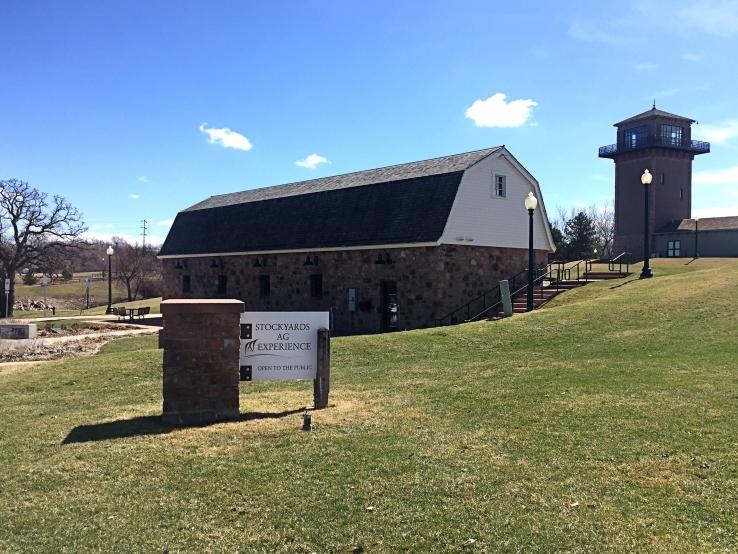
xmin=493 ymin=174 xmax=506 ymax=198
xmin=217 ymin=275 xmax=227 ymax=294
xmin=182 ymin=275 xmax=191 ymax=293
xmin=259 ymin=275 xmax=271 ymax=297
xmin=667 ymin=240 xmax=681 ymax=257
xmin=310 ymin=274 xmax=323 ymax=298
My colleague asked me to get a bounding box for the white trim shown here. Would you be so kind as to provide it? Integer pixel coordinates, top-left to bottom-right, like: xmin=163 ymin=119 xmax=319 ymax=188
xmin=158 ymin=241 xmax=441 ymax=259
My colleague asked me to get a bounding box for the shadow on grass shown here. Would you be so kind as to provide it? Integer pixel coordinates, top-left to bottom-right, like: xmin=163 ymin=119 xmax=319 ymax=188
xmin=62 ymin=407 xmax=306 ymax=444
xmin=609 ymin=277 xmax=641 ymax=290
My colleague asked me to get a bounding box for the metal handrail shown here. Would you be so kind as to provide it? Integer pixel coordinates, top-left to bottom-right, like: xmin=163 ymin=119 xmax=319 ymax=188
xmin=434 ymin=285 xmax=502 ymax=327
xmin=434 ymin=264 xmax=546 ymax=327
xmin=608 ymin=252 xmax=632 ymax=273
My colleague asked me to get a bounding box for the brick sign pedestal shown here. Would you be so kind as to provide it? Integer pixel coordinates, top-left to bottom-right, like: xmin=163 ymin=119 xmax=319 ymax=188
xmin=160 ymin=299 xmax=244 ymax=426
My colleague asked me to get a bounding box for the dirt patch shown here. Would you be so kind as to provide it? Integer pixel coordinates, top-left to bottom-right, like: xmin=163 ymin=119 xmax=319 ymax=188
xmin=36 ymin=322 xmax=139 ymax=337
xmin=0 ymin=328 xmax=157 ymax=364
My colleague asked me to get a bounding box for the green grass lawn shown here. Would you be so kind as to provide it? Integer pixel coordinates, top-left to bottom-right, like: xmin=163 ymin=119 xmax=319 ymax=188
xmin=1 ymin=259 xmax=737 ymax=552
xmin=14 ymin=278 xmax=128 ymax=312
xmin=83 ymin=296 xmax=162 ymax=316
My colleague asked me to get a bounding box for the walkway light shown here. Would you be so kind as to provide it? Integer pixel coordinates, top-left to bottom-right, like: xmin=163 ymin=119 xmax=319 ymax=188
xmin=640 ymin=170 xmax=653 ymax=279
xmin=525 ymin=192 xmax=538 ymax=311
xmin=105 ymin=245 xmax=114 ymax=314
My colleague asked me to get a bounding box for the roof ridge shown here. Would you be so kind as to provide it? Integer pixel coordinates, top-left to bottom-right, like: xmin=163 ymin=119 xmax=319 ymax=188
xmin=200 ymin=146 xmax=503 ymax=204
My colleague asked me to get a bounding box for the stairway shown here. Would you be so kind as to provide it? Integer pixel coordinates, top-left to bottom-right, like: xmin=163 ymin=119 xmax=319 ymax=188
xmin=434 ymin=254 xmax=634 ymax=327
xmin=509 ymin=279 xmax=584 ymax=314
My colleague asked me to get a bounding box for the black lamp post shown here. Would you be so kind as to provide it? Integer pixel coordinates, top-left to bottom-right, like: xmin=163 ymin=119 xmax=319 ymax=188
xmin=694 ymin=217 xmax=700 ymax=258
xmin=105 ymin=245 xmax=114 ymax=314
xmin=524 ymin=192 xmax=538 ymax=311
xmin=640 ymin=169 xmax=653 ymax=279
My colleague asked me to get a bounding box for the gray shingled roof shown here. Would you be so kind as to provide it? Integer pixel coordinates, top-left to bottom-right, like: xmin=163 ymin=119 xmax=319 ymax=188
xmin=656 ymin=216 xmax=738 ymax=233
xmin=615 ymin=107 xmax=696 ymax=127
xmin=185 ymin=147 xmax=502 ymax=211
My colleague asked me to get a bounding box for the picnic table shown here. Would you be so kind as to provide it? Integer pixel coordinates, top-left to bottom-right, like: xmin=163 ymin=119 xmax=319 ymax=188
xmin=113 ymin=306 xmax=151 ymax=321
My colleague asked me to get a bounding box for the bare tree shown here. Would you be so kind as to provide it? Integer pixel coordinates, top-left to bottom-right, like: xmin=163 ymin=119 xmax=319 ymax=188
xmin=0 ymin=179 xmax=86 ymax=317
xmin=588 ymin=201 xmax=615 ymax=258
xmin=112 ymin=238 xmax=144 ymax=302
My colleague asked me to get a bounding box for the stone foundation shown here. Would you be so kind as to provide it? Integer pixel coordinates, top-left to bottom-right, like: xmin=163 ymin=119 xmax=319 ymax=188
xmin=162 ymin=245 xmax=548 ymax=336
xmin=160 ymin=299 xmax=243 ymax=426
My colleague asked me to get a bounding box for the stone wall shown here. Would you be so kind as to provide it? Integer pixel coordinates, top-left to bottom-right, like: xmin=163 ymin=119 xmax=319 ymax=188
xmin=160 ymin=299 xmax=243 ymax=425
xmin=161 ymin=245 xmax=548 ymax=336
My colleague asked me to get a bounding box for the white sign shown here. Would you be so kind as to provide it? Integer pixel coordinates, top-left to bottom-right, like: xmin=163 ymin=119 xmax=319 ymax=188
xmin=40 ymin=277 xmax=50 ymax=286
xmin=239 ymin=311 xmax=329 ymax=381
xmin=4 ymin=278 xmax=9 ymax=293
xmin=85 ymin=277 xmax=93 ymax=289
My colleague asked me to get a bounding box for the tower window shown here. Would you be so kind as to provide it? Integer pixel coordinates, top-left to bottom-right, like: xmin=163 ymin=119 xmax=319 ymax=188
xmin=259 ymin=275 xmax=271 ymax=297
xmin=182 ymin=275 xmax=191 ymax=294
xmin=661 ymin=124 xmax=683 ymax=146
xmin=492 ymin=174 xmax=506 ymax=198
xmin=625 ymin=125 xmax=648 ymax=149
xmin=680 ymin=188 xmax=684 ymax=200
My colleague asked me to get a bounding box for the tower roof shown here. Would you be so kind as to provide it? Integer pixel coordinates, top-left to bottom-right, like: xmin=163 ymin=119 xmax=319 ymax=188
xmin=614 ymin=107 xmax=696 ymax=127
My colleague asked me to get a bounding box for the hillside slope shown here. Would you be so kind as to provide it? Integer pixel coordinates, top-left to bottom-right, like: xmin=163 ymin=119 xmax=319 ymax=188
xmin=1 ymin=258 xmax=737 ymax=553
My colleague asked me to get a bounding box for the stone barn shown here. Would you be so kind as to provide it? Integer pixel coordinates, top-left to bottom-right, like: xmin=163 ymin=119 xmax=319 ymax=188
xmin=158 ymin=147 xmax=555 ymax=335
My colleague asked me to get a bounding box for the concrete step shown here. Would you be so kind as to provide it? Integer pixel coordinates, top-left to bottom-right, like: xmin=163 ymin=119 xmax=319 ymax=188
xmin=584 ymin=272 xmax=630 ymax=279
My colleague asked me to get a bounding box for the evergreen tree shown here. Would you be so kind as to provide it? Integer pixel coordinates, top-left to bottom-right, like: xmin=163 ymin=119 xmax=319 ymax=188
xmin=549 ymin=222 xmax=565 ymax=259
xmin=563 ymin=211 xmax=597 ymax=260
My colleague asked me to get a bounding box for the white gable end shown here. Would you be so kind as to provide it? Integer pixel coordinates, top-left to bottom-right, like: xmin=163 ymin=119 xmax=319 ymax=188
xmin=440 ymin=149 xmax=555 ymax=251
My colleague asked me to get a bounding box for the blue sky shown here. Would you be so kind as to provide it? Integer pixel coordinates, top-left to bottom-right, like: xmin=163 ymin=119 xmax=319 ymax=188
xmin=2 ymin=0 xmax=738 ymax=245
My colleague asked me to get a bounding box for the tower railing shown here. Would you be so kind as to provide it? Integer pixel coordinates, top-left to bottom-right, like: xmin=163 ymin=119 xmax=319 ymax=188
xmin=599 ymin=136 xmax=710 ymax=158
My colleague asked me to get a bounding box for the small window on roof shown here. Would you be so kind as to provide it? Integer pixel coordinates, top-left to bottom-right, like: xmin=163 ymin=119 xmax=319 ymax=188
xmin=493 ymin=174 xmax=506 ymax=198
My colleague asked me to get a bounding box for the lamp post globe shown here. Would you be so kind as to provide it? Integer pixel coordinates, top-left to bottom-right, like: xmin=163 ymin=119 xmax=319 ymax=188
xmin=640 ymin=169 xmax=653 ymax=279
xmin=105 ymin=245 xmax=114 ymax=314
xmin=525 ymin=192 xmax=538 ymax=311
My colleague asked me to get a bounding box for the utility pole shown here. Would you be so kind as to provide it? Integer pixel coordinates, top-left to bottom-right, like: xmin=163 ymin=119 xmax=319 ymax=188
xmin=141 ymin=219 xmax=149 ymax=249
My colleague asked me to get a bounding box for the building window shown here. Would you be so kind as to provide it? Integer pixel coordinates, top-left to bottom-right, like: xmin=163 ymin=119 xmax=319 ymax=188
xmin=310 ymin=274 xmax=323 ymax=298
xmin=492 ymin=174 xmax=506 ymax=198
xmin=661 ymin=124 xmax=683 ymax=146
xmin=182 ymin=275 xmax=191 ymax=293
xmin=680 ymin=188 xmax=684 ymax=200
xmin=259 ymin=275 xmax=271 ymax=297
xmin=625 ymin=125 xmax=648 ymax=149
xmin=217 ymin=275 xmax=227 ymax=295
xmin=667 ymin=240 xmax=681 ymax=257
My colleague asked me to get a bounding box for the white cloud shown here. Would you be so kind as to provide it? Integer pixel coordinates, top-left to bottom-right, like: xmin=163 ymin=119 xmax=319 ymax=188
xmin=635 ymin=62 xmax=657 ymax=71
xmin=137 ymin=176 xmax=149 ymax=183
xmin=83 ymin=230 xmax=166 ymax=246
xmin=695 ymin=120 xmax=738 ymax=144
xmin=693 ymin=165 xmax=738 ymax=185
xmin=199 ymin=122 xmax=253 ymax=151
xmin=295 ymin=154 xmax=330 ymax=169
xmin=568 ymin=19 xmax=626 ymax=44
xmin=465 ymin=93 xmax=538 ymax=128
xmin=677 ymin=0 xmax=738 ymax=36
xmin=682 ymin=52 xmax=703 ymax=62
xmin=693 ymin=205 xmax=738 ymax=218
xmin=650 ymin=88 xmax=680 ymax=100
xmin=129 ymin=194 xmax=140 ymax=200
xmin=158 ymin=219 xmax=175 ymax=226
